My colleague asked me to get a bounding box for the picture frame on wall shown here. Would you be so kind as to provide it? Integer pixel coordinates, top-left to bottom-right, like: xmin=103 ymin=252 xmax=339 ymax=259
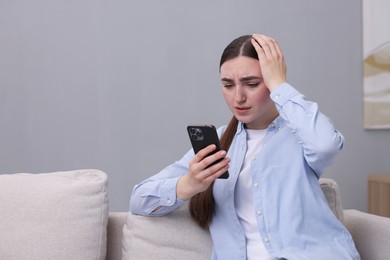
xmin=363 ymin=0 xmax=390 ymax=129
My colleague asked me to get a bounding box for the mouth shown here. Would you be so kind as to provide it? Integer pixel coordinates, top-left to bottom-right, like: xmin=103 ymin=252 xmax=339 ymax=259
xmin=235 ymin=106 xmax=250 ymax=115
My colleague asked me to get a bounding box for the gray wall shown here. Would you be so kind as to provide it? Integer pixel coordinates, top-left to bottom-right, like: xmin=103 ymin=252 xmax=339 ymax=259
xmin=1 ymin=1 xmax=388 ymax=212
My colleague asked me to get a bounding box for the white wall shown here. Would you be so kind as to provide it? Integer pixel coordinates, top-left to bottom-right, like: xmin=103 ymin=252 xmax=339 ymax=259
xmin=1 ymin=0 xmax=388 ymax=212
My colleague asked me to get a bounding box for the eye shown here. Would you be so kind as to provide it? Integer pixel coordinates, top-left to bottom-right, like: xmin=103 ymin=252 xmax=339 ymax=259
xmin=223 ymin=84 xmax=234 ymax=89
xmin=247 ymin=82 xmax=260 ymax=88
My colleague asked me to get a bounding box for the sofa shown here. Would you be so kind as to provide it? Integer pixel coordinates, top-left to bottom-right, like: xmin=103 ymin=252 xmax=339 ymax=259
xmin=1 ymin=169 xmax=390 ymax=260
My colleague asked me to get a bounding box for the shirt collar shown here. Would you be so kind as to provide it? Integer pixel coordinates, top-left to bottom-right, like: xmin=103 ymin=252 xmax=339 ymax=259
xmin=236 ymin=121 xmax=245 ymax=135
xmin=268 ymin=116 xmax=285 ymax=131
xmin=235 ymin=116 xmax=284 ymax=135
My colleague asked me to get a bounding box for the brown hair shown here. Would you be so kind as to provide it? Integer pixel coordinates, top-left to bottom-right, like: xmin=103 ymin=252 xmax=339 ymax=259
xmin=189 ymin=35 xmax=259 ymax=228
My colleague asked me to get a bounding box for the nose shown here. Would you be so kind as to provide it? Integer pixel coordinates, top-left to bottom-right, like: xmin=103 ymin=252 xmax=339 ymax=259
xmin=234 ymin=85 xmax=246 ymax=103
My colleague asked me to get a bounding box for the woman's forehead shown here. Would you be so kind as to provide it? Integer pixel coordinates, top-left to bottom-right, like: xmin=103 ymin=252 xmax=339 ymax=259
xmin=220 ymin=56 xmax=261 ymax=79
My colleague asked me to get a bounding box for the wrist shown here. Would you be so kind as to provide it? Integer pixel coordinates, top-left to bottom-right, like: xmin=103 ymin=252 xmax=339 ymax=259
xmin=176 ymin=176 xmax=197 ymax=201
xmin=268 ymin=80 xmax=286 ymax=92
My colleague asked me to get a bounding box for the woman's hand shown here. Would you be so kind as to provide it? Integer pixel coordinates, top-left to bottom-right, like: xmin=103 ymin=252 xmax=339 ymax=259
xmin=176 ymin=144 xmax=230 ymax=201
xmin=251 ymin=34 xmax=287 ymax=92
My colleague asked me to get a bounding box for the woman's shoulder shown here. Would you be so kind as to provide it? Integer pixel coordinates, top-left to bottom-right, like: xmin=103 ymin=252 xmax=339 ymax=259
xmin=216 ymin=121 xmax=245 ymax=137
xmin=216 ymin=125 xmax=228 ymax=137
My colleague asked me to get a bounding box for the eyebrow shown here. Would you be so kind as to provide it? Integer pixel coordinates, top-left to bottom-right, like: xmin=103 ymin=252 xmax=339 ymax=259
xmin=221 ymin=76 xmax=262 ymax=82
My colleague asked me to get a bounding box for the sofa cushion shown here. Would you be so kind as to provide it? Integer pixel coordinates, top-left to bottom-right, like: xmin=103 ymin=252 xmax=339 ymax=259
xmin=121 ymin=204 xmax=213 ymax=260
xmin=319 ymin=178 xmax=344 ymax=223
xmin=0 ymin=169 xmax=109 ymax=260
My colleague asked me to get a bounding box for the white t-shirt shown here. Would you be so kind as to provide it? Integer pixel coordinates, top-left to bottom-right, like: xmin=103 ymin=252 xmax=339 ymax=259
xmin=234 ymin=129 xmax=275 ymax=260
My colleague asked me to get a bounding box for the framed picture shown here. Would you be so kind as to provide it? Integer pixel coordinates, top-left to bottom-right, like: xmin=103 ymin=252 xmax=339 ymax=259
xmin=363 ymin=0 xmax=390 ymax=129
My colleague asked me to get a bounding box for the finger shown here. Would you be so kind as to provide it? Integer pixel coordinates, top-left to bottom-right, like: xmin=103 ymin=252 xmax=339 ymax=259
xmin=252 ymin=34 xmax=273 ymax=58
xmin=251 ymin=38 xmax=264 ymax=56
xmin=196 ymin=151 xmax=229 ymax=178
xmin=192 ymin=144 xmax=217 ymax=163
xmin=189 ymin=146 xmax=226 ymax=177
xmin=267 ymin=37 xmax=284 ymax=60
xmin=203 ymin=164 xmax=230 ymax=183
xmin=207 ymin=156 xmax=230 ymax=174
xmin=199 ymin=150 xmax=227 ymax=170
xmin=253 ymin=34 xmax=280 ymax=58
xmin=189 ymin=155 xmax=229 ymax=184
xmin=251 ymin=35 xmax=265 ymax=58
xmin=201 ymin=158 xmax=230 ymax=181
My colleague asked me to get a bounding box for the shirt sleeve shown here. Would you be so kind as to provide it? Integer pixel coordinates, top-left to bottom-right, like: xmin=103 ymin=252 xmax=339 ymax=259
xmin=270 ymin=83 xmax=345 ymax=175
xmin=129 ymin=149 xmax=193 ymax=216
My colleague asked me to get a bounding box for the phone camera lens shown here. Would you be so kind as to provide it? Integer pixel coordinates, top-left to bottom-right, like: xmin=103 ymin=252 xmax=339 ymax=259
xmin=189 ymin=127 xmax=204 ymax=141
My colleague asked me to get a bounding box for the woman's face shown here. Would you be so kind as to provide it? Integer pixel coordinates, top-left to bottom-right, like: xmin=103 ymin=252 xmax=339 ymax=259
xmin=220 ymin=56 xmax=278 ymax=129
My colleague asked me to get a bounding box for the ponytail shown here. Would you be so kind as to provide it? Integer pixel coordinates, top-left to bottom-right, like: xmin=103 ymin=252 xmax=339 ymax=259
xmin=189 ymin=117 xmax=238 ymax=228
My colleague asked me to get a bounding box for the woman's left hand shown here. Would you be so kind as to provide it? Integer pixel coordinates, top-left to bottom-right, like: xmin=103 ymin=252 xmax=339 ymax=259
xmin=251 ymin=34 xmax=287 ymax=92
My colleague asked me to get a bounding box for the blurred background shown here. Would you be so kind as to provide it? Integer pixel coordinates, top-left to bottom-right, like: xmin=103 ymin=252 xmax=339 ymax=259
xmin=1 ymin=0 xmax=388 ymax=212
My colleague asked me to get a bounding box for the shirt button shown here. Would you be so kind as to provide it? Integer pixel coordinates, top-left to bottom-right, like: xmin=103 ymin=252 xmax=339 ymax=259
xmin=256 ymin=210 xmax=263 ymax=216
xmin=251 ymin=156 xmax=256 ymax=161
xmin=264 ymin=237 xmax=270 ymax=243
xmin=274 ymin=94 xmax=280 ymax=100
xmin=166 ymin=199 xmax=172 ymax=205
xmin=253 ymin=182 xmax=259 ymax=188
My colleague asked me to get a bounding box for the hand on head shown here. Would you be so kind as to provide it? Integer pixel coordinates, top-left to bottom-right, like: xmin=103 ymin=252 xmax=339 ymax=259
xmin=251 ymin=34 xmax=287 ymax=92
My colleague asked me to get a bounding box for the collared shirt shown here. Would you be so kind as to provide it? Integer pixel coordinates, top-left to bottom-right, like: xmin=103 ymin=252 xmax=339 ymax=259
xmin=234 ymin=128 xmax=274 ymax=259
xmin=130 ymin=83 xmax=360 ymax=260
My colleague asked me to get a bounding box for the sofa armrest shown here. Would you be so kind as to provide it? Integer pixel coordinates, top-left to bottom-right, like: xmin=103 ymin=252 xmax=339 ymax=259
xmin=106 ymin=212 xmax=127 ymax=260
xmin=343 ymin=209 xmax=390 ymax=260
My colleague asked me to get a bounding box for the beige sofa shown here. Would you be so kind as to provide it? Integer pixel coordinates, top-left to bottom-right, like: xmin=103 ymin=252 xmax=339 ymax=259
xmin=109 ymin=208 xmax=390 ymax=260
xmin=1 ymin=169 xmax=390 ymax=260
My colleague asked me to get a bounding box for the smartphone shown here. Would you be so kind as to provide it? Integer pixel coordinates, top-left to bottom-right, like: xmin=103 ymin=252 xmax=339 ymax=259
xmin=187 ymin=125 xmax=229 ymax=179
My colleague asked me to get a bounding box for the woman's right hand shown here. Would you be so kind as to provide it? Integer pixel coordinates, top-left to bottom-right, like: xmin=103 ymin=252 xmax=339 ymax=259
xmin=176 ymin=144 xmax=230 ymax=201
xmin=251 ymin=34 xmax=287 ymax=92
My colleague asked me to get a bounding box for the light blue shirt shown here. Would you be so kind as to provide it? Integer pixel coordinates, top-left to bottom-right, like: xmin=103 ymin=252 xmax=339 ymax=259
xmin=130 ymin=83 xmax=360 ymax=260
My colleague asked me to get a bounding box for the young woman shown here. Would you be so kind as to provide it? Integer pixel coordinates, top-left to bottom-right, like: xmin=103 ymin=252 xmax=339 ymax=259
xmin=130 ymin=34 xmax=360 ymax=260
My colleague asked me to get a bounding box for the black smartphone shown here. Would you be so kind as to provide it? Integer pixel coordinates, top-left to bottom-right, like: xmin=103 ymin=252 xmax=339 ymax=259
xmin=187 ymin=125 xmax=229 ymax=179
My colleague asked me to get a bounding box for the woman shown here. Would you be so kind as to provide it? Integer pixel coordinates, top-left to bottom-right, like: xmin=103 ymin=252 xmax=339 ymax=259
xmin=130 ymin=34 xmax=360 ymax=260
